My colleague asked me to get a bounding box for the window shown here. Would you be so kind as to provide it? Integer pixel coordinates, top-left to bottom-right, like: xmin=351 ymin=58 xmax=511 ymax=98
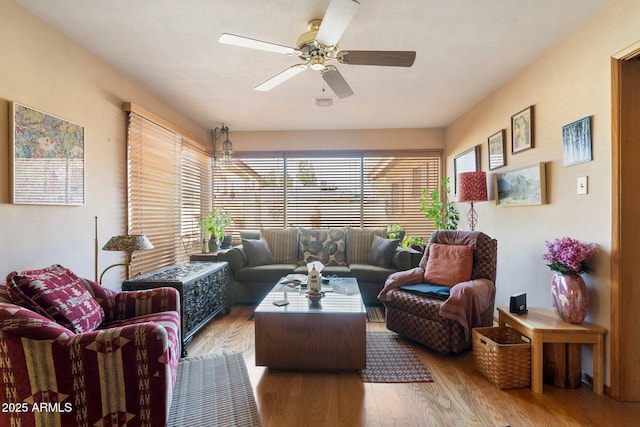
xmin=215 ymin=151 xmax=441 ymax=241
xmin=126 ymin=107 xmax=212 ymax=276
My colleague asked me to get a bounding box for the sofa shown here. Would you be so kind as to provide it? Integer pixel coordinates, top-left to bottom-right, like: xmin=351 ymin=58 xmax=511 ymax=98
xmin=0 ymin=264 xmax=181 ymax=427
xmin=218 ymin=227 xmax=421 ymax=305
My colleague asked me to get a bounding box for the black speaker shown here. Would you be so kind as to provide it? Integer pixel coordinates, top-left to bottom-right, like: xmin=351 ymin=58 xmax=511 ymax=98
xmin=509 ymin=292 xmax=527 ymax=315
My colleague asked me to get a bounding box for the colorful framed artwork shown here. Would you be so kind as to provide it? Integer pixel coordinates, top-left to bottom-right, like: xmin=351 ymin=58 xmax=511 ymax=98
xmin=11 ymin=102 xmax=85 ymax=205
xmin=488 ymin=129 xmax=506 ymax=170
xmin=495 ymin=162 xmax=546 ymax=206
xmin=511 ymin=105 xmax=534 ymax=154
xmin=453 ymin=145 xmax=480 ymax=194
xmin=562 ymin=116 xmax=592 ymax=167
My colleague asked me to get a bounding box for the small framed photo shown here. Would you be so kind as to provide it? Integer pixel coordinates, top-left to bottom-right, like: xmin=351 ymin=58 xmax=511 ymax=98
xmin=511 ymin=105 xmax=534 ymax=154
xmin=488 ymin=129 xmax=506 ymax=170
xmin=562 ymin=116 xmax=592 ymax=167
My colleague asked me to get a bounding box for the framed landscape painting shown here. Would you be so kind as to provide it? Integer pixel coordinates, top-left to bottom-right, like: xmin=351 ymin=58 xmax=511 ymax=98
xmin=488 ymin=129 xmax=506 ymax=170
xmin=511 ymin=105 xmax=534 ymax=153
xmin=562 ymin=116 xmax=592 ymax=167
xmin=11 ymin=102 xmax=85 ymax=205
xmin=495 ymin=162 xmax=546 ymax=206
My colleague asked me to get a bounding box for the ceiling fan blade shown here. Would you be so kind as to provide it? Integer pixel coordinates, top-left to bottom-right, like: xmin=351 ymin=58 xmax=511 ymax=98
xmin=218 ymin=33 xmax=300 ymax=55
xmin=255 ymin=64 xmax=307 ymax=91
xmin=322 ymin=68 xmax=354 ymax=99
xmin=316 ymin=0 xmax=360 ymax=47
xmin=339 ymin=50 xmax=416 ymax=67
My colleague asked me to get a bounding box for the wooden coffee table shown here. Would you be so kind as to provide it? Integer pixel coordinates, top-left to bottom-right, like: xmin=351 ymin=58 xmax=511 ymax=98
xmin=254 ymin=277 xmax=366 ymax=370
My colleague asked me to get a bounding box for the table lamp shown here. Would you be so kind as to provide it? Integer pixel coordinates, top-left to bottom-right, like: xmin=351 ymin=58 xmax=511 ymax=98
xmin=457 ymin=171 xmax=488 ymax=231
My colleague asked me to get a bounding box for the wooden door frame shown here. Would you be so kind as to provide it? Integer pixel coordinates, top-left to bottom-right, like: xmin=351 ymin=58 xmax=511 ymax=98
xmin=610 ymin=41 xmax=640 ymax=401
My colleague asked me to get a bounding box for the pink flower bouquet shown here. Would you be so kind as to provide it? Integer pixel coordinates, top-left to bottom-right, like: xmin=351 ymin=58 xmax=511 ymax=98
xmin=543 ymin=237 xmax=595 ymax=275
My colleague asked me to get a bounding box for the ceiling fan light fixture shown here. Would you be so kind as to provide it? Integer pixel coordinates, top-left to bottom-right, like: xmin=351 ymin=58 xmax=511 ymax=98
xmin=314 ymin=97 xmax=334 ymax=107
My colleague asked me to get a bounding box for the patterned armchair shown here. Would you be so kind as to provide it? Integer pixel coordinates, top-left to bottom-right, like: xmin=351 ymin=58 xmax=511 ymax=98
xmin=381 ymin=231 xmax=497 ymax=353
xmin=0 ymin=265 xmax=181 ymax=427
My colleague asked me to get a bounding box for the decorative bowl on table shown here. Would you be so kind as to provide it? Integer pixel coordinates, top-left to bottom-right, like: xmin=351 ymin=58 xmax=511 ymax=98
xmin=307 ymin=291 xmax=323 ymax=304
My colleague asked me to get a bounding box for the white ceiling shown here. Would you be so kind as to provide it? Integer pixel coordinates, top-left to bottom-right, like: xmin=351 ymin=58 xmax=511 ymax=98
xmin=17 ymin=0 xmax=610 ymax=131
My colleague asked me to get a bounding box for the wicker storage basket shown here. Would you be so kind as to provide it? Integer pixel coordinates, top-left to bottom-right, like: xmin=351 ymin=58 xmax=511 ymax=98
xmin=473 ymin=326 xmax=531 ymax=389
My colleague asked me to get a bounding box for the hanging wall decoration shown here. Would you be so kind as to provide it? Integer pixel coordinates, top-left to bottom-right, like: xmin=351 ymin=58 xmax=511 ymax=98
xmin=11 ymin=102 xmax=85 ymax=205
xmin=562 ymin=116 xmax=592 ymax=167
xmin=511 ymin=105 xmax=534 ymax=154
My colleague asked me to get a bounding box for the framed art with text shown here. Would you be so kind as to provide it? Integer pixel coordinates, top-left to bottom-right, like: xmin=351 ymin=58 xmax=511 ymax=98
xmin=11 ymin=102 xmax=85 ymax=205
xmin=488 ymin=129 xmax=506 ymax=170
xmin=511 ymin=105 xmax=534 ymax=154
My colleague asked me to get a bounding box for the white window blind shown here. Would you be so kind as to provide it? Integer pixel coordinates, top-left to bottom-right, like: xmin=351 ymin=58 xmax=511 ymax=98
xmin=214 ymin=151 xmax=441 ymax=242
xmin=126 ymin=111 xmax=212 ymax=276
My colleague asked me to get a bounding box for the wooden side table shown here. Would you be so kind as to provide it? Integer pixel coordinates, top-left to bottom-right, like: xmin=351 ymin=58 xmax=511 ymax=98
xmin=497 ymin=306 xmax=607 ymax=394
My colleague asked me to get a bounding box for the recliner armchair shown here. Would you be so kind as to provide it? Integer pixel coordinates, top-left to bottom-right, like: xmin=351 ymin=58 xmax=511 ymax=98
xmin=0 ymin=264 xmax=181 ymax=427
xmin=380 ymin=231 xmax=497 ymax=353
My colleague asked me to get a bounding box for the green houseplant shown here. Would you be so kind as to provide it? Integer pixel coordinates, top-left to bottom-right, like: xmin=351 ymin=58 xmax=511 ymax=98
xmin=420 ymin=176 xmax=459 ymax=231
xmin=202 ymin=207 xmax=234 ymax=251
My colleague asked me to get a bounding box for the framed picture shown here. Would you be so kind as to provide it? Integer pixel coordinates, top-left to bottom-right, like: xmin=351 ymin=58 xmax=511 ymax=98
xmin=488 ymin=129 xmax=506 ymax=170
xmin=11 ymin=102 xmax=85 ymax=205
xmin=511 ymin=105 xmax=534 ymax=153
xmin=495 ymin=162 xmax=546 ymax=206
xmin=453 ymin=145 xmax=480 ymax=194
xmin=562 ymin=116 xmax=592 ymax=167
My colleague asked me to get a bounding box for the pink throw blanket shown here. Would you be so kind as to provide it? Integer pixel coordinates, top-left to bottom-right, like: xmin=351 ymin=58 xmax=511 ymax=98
xmin=378 ymin=269 xmax=495 ymax=340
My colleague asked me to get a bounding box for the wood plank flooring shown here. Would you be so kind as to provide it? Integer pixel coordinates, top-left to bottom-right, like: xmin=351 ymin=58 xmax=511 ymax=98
xmin=188 ymin=306 xmax=640 ymax=427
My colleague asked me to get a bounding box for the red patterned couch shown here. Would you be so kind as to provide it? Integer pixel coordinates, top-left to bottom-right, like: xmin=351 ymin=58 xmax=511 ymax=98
xmin=0 ymin=264 xmax=181 ymax=427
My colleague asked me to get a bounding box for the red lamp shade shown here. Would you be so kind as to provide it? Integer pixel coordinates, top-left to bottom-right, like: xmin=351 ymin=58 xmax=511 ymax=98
xmin=458 ymin=172 xmax=488 ymax=202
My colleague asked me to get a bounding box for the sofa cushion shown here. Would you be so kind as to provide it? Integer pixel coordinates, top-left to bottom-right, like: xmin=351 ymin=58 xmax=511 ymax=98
xmin=262 ymin=227 xmax=299 ymax=263
xmin=298 ymin=228 xmax=347 ymax=266
xmin=242 ymin=238 xmax=275 ymax=266
xmin=349 ymin=263 xmax=397 ymax=283
xmin=424 ymin=243 xmax=474 ymax=286
xmin=400 ymin=284 xmax=451 ymax=300
xmin=7 ymin=264 xmax=105 ymax=333
xmin=368 ymin=235 xmax=400 ymax=268
xmin=346 ymin=227 xmax=386 ymax=264
xmin=235 ymin=264 xmax=299 ymax=283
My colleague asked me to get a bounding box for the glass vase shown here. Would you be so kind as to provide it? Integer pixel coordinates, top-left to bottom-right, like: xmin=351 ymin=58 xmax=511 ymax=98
xmin=550 ymin=272 xmax=589 ymax=324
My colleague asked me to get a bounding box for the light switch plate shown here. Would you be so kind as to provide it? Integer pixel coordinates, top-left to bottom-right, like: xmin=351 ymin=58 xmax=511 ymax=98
xmin=577 ymin=176 xmax=588 ymax=194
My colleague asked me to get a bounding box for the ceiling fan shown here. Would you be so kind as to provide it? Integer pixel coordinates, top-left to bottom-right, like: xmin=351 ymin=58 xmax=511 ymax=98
xmin=218 ymin=0 xmax=416 ymax=99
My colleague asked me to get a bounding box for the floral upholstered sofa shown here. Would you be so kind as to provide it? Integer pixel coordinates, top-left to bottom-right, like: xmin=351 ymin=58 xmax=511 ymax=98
xmin=218 ymin=227 xmax=421 ymax=305
xmin=0 ymin=264 xmax=180 ymax=427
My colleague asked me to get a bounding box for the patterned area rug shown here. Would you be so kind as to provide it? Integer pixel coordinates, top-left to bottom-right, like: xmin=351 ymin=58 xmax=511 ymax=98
xmin=169 ymin=352 xmax=261 ymax=427
xmin=360 ymin=331 xmax=434 ymax=383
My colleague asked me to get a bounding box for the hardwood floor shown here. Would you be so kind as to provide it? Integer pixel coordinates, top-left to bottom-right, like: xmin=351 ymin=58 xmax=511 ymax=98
xmin=188 ymin=306 xmax=640 ymax=426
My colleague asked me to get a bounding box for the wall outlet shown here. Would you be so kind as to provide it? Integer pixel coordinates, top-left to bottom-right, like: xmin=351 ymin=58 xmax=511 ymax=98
xmin=577 ymin=176 xmax=588 ymax=195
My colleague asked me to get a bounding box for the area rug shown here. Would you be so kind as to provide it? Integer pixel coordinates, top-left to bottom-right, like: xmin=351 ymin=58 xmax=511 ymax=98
xmin=168 ymin=351 xmax=261 ymax=427
xmin=360 ymin=331 xmax=434 ymax=383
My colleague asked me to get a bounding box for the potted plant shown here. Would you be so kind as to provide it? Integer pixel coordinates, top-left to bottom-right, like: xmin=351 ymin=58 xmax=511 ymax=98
xmin=386 ymin=224 xmax=405 ymax=241
xmin=420 ymin=176 xmax=459 ymax=231
xmin=202 ymin=207 xmax=234 ymax=252
xmin=402 ymin=235 xmax=425 ymax=253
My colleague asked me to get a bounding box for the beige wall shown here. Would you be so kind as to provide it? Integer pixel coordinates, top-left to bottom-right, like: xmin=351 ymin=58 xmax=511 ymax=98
xmin=231 ymin=128 xmax=444 ymax=152
xmin=445 ymin=0 xmax=640 ymax=384
xmin=0 ymin=0 xmax=208 ymax=289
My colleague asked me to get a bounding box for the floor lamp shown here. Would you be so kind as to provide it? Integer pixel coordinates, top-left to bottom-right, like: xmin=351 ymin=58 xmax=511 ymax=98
xmin=99 ymin=234 xmax=154 ymax=283
xmin=457 ymin=171 xmax=488 ymax=231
